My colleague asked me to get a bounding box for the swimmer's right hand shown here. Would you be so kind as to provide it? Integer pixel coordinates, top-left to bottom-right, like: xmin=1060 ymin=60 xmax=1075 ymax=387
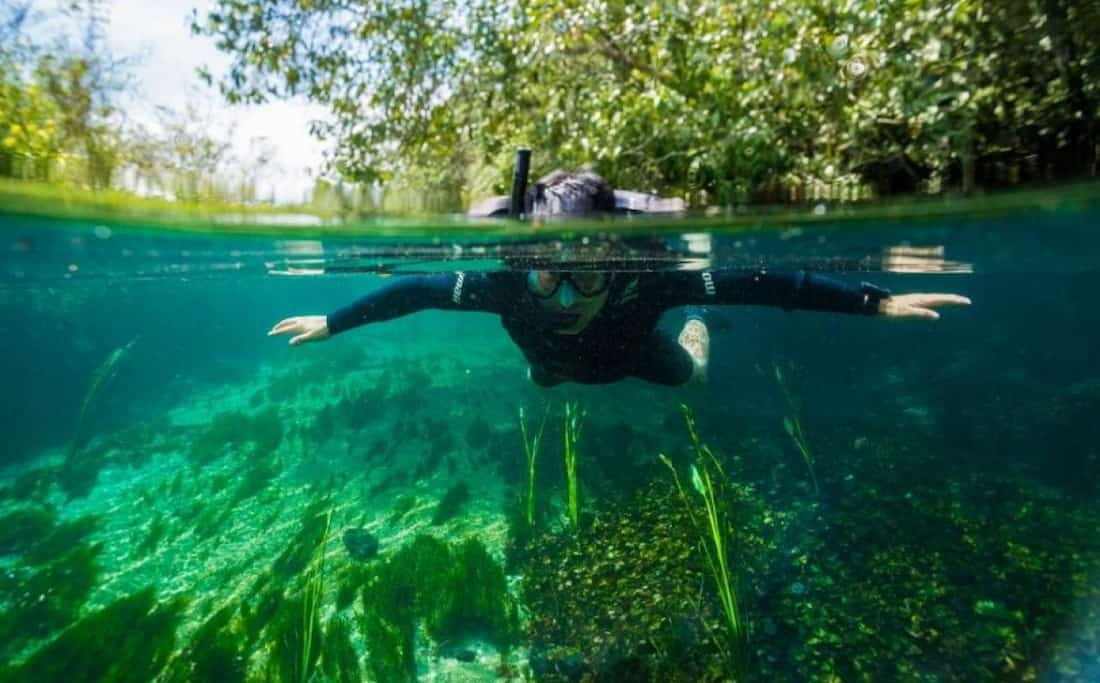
xmin=268 ymin=316 xmax=331 ymax=346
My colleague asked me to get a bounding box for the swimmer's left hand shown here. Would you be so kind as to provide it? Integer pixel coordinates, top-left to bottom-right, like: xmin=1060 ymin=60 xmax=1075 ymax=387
xmin=879 ymin=293 xmax=971 ymax=320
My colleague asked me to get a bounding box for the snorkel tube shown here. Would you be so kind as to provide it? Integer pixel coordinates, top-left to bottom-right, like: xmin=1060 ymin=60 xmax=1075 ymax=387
xmin=509 ymin=148 xmax=531 ymax=218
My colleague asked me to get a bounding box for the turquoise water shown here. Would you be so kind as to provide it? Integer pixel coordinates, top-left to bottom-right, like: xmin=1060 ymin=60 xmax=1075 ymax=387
xmin=1 ymin=194 xmax=1099 ymax=681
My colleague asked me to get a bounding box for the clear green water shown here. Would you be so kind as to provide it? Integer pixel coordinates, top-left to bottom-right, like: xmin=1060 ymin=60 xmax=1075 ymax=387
xmin=1 ymin=188 xmax=1098 ymax=681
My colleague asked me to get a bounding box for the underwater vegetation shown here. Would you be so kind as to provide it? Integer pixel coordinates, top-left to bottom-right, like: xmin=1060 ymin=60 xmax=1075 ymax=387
xmin=660 ymin=404 xmax=746 ymax=673
xmin=431 ymin=480 xmax=470 ymax=525
xmin=518 ymin=404 xmax=549 ymax=528
xmin=388 ymin=493 xmax=417 ymax=524
xmin=189 ymin=408 xmax=283 ymax=470
xmin=361 ymin=533 xmax=518 ymax=681
xmin=0 ymin=586 xmax=184 ymax=683
xmin=563 ymin=402 xmax=585 ymax=533
xmin=162 ymin=603 xmax=248 ymax=683
xmin=0 ymin=466 xmax=54 ymax=503
xmin=0 ymin=506 xmax=57 ymax=555
xmin=774 ymin=363 xmax=818 ymax=495
xmin=0 ymin=541 xmax=103 ymax=659
xmin=265 ymin=507 xmax=332 ymax=683
xmin=273 ymin=496 xmax=333 ymax=580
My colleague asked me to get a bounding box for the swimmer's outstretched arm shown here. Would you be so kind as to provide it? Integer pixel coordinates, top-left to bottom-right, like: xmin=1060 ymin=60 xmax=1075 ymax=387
xmin=267 ymin=272 xmax=510 ymax=346
xmin=652 ymin=270 xmax=970 ymax=318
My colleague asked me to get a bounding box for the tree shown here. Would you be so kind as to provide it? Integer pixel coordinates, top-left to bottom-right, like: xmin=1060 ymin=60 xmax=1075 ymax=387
xmin=195 ymin=0 xmax=1099 ymax=204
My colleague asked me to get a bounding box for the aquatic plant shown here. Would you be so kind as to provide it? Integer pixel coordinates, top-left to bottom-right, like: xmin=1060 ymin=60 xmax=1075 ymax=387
xmin=362 ymin=534 xmax=517 ymax=679
xmin=362 ymin=536 xmax=446 ymax=683
xmin=3 ymin=466 xmax=54 ymax=503
xmin=774 ymin=362 xmax=819 ymax=495
xmin=265 ymin=506 xmax=332 ymax=683
xmin=298 ymin=507 xmax=331 ymax=682
xmin=432 ymin=537 xmax=519 ymax=649
xmin=389 ymin=493 xmax=417 ymax=523
xmin=67 ymin=337 xmax=138 ymax=460
xmin=563 ymin=402 xmax=586 ymax=532
xmin=135 ymin=512 xmax=167 ymax=558
xmin=519 ymin=404 xmax=549 ymax=528
xmin=25 ymin=514 xmax=100 ymax=566
xmin=240 ymin=574 xmax=284 ymax=644
xmin=0 ymin=506 xmax=57 ymax=556
xmin=163 ymin=604 xmax=248 ymax=683
xmin=0 ymin=585 xmax=182 ymax=683
xmin=659 ymin=404 xmax=746 ymax=673
xmin=319 ymin=615 xmax=361 ymax=683
xmin=58 ymin=442 xmax=112 ymax=500
xmin=431 ymin=481 xmax=470 ymax=525
xmin=0 ymin=542 xmax=103 ymax=658
xmin=273 ymin=497 xmax=332 ymax=579
xmin=189 ymin=408 xmax=284 ymax=470
xmin=229 ymin=456 xmax=279 ymax=508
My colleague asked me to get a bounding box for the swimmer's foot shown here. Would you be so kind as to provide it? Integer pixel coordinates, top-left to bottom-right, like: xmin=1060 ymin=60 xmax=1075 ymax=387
xmin=678 ymin=318 xmax=710 ymax=384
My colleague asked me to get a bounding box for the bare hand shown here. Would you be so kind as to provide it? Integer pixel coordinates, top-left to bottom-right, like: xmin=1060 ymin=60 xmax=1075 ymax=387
xmin=879 ymin=293 xmax=971 ymax=320
xmin=268 ymin=316 xmax=331 ymax=346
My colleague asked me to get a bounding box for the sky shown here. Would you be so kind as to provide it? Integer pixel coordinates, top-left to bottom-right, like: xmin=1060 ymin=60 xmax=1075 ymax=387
xmin=103 ymin=0 xmax=330 ymax=203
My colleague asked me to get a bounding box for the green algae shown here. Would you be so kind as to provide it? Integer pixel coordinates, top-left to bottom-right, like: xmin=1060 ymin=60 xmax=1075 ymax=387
xmin=361 ymin=533 xmax=517 ymax=680
xmin=24 ymin=514 xmax=100 ymax=566
xmin=430 ymin=481 xmax=470 ymax=525
xmin=273 ymin=497 xmax=332 ymax=580
xmin=0 ymin=543 xmax=103 ymax=664
xmin=0 ymin=586 xmax=184 ymax=683
xmin=319 ymin=615 xmax=361 ymax=683
xmin=389 ymin=493 xmax=417 ymax=523
xmin=135 ymin=512 xmax=167 ymax=558
xmin=2 ymin=467 xmax=55 ymax=503
xmin=163 ymin=604 xmax=248 ymax=683
xmin=0 ymin=506 xmax=57 ymax=556
xmin=265 ymin=592 xmax=323 ymax=683
xmin=189 ymin=408 xmax=284 ymax=470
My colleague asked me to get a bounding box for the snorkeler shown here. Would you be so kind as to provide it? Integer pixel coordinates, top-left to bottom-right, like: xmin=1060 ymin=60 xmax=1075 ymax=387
xmin=268 ymin=170 xmax=971 ymax=387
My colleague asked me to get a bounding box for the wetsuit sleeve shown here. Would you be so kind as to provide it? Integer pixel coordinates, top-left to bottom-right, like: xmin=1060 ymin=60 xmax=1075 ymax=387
xmin=326 ymin=272 xmax=505 ymax=334
xmin=655 ymin=270 xmax=890 ymax=315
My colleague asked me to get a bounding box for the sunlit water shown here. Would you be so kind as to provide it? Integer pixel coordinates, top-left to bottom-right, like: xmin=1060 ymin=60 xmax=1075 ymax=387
xmin=1 ymin=191 xmax=1098 ymax=681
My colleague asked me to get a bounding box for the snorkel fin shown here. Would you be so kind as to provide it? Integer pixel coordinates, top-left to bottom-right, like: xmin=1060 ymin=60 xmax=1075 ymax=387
xmin=509 ymin=148 xmax=531 ymax=218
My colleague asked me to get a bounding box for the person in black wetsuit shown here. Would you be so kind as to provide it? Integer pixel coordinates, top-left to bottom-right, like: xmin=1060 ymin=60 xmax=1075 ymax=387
xmin=268 ymin=170 xmax=971 ymax=387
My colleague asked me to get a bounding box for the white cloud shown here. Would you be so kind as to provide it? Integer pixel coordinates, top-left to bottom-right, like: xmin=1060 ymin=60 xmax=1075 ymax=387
xmin=104 ymin=0 xmax=330 ymax=203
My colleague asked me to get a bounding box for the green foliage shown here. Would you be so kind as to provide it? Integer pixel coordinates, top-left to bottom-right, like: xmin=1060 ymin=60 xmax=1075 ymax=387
xmin=3 ymin=466 xmax=54 ymax=503
xmin=265 ymin=506 xmax=331 ymax=683
xmin=775 ymin=363 xmax=819 ymax=495
xmin=273 ymin=497 xmax=332 ymax=580
xmin=230 ymin=456 xmax=279 ymax=507
xmin=0 ymin=542 xmax=103 ymax=660
xmin=431 ymin=481 xmax=471 ymax=525
xmin=189 ymin=408 xmax=284 ymax=470
xmin=24 ymin=514 xmax=100 ymax=566
xmin=266 ymin=594 xmax=323 ymax=683
xmin=362 ymin=534 xmax=516 ymax=679
xmin=519 ymin=404 xmax=549 ymax=528
xmin=432 ymin=538 xmax=519 ymax=649
xmin=196 ymin=0 xmax=1100 ymax=202
xmin=0 ymin=506 xmax=57 ymax=556
xmin=135 ymin=512 xmax=167 ymax=558
xmin=659 ymin=405 xmax=746 ymax=673
xmin=163 ymin=604 xmax=248 ymax=683
xmin=0 ymin=586 xmax=185 ymax=683
xmin=389 ymin=493 xmax=417 ymax=523
xmin=564 ymin=402 xmax=585 ymax=532
xmin=319 ymin=616 xmax=361 ymax=683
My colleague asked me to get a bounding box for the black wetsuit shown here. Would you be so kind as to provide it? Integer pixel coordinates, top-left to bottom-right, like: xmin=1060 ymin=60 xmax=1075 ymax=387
xmin=326 ymin=270 xmax=889 ymax=387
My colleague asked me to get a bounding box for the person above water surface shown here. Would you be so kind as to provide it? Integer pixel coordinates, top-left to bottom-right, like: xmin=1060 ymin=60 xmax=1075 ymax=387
xmin=268 ymin=169 xmax=971 ymax=387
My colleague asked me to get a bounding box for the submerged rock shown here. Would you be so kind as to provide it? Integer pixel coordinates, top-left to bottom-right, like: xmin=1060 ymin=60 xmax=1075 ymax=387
xmin=342 ymin=528 xmax=379 ymax=561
